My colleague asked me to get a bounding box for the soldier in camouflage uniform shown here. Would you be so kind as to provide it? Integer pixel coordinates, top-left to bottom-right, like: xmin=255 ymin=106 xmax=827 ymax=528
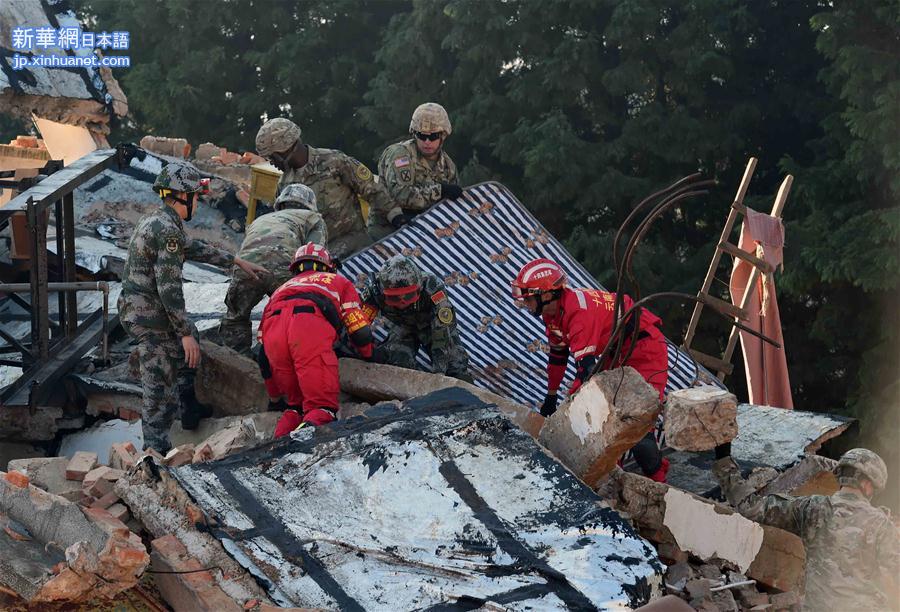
xmin=255 ymin=118 xmax=395 ymax=259
xmin=713 ymin=447 xmax=899 ymax=611
xmin=119 ymin=161 xmax=267 ymax=452
xmin=359 ymin=255 xmax=471 ymax=381
xmin=218 ymin=184 xmax=327 ymax=354
xmin=369 ymin=103 xmax=463 ymax=239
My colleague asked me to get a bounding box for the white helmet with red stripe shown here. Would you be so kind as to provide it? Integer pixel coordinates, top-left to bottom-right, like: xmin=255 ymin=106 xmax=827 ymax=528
xmin=290 ymin=242 xmax=334 ymax=273
xmin=511 ymin=258 xmax=567 ymax=299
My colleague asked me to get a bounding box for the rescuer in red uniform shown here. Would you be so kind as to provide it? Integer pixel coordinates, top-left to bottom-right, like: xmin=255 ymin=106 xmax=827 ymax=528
xmin=511 ymin=258 xmax=670 ymax=482
xmin=258 ymin=243 xmax=373 ymax=437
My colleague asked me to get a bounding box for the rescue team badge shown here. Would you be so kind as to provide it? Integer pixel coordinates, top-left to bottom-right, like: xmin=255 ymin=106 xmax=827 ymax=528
xmin=400 ymin=169 xmax=412 ymax=183
xmin=355 ymin=163 xmax=373 ymax=181
xmin=438 ymin=306 xmax=454 ymax=325
xmin=431 ymin=290 xmax=447 ymax=304
xmin=165 ymin=237 xmax=179 ymax=253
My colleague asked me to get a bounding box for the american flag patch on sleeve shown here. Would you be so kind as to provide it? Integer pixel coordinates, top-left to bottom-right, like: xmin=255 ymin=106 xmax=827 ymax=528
xmin=394 ymin=156 xmax=410 ymax=168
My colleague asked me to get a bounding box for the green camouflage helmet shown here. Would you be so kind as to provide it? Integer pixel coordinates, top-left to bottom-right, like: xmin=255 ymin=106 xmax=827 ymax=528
xmin=153 ymin=160 xmax=202 ymax=193
xmin=409 ymin=103 xmax=452 ymax=136
xmin=255 ymin=118 xmax=301 ymax=157
xmin=377 ymin=255 xmax=423 ymax=289
xmin=274 ymin=183 xmax=318 ymax=212
xmin=836 ymin=448 xmax=888 ymax=491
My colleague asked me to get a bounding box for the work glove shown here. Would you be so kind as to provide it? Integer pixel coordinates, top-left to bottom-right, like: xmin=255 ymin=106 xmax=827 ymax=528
xmin=539 ymin=393 xmax=559 ymax=418
xmin=440 ymin=182 xmax=464 ymax=200
xmin=391 ymin=213 xmax=413 ymax=229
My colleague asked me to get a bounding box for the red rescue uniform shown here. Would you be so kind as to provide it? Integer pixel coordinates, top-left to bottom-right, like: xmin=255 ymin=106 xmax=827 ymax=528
xmin=543 ymin=288 xmax=669 ymax=399
xmin=260 ymin=270 xmax=373 ymax=433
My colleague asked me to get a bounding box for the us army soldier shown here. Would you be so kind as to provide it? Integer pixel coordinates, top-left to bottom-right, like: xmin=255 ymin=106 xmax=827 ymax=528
xmin=218 ymin=184 xmax=327 ymax=354
xmin=255 ymin=118 xmax=395 ymax=259
xmin=370 ymin=103 xmax=463 ymax=239
xmin=713 ymin=447 xmax=899 ymax=611
xmin=359 ymin=255 xmax=471 ymax=381
xmin=119 ymin=161 xmax=266 ymax=452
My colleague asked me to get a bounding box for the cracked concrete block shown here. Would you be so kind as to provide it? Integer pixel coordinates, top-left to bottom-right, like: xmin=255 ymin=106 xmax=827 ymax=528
xmin=65 ymin=452 xmax=98 ymax=481
xmin=194 ymin=341 xmax=268 ymax=417
xmin=191 ymin=419 xmax=258 ymax=464
xmin=538 ymin=367 xmax=660 ymax=487
xmin=7 ymin=457 xmax=82 ymax=502
xmin=759 ymin=455 xmax=838 ymax=498
xmin=664 ymin=386 xmax=738 ymax=451
xmin=338 ymin=358 xmax=543 ymax=437
xmin=607 ymin=470 xmax=806 ymax=593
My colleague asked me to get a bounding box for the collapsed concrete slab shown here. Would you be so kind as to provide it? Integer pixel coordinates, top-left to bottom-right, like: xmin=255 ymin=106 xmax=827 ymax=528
xmin=6 ymin=457 xmax=81 ymax=502
xmin=164 ymin=388 xmax=663 ymax=609
xmin=0 ymin=471 xmax=148 ymax=602
xmin=338 ymin=358 xmax=544 ymax=437
xmin=195 ymin=341 xmax=268 ymax=417
xmin=606 ymin=470 xmax=805 ymax=594
xmin=539 ymin=367 xmax=660 ymax=488
xmin=663 ymin=386 xmax=738 ymax=451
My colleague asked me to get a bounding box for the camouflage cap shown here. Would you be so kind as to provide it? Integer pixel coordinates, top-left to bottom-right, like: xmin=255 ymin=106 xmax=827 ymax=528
xmin=409 ymin=103 xmax=452 ymax=136
xmin=837 ymin=448 xmax=888 ymax=491
xmin=153 ymin=160 xmax=202 ymax=193
xmin=274 ymin=183 xmax=318 ymax=212
xmin=377 ymin=255 xmax=423 ymax=289
xmin=255 ymin=118 xmax=301 ymax=157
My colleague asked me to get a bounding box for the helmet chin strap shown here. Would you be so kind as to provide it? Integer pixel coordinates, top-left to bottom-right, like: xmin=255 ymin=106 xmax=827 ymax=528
xmin=530 ymin=290 xmax=560 ymax=318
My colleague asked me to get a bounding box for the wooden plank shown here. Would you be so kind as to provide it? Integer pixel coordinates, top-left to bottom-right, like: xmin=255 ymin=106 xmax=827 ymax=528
xmin=689 ymin=348 xmax=735 ymax=376
xmin=718 ymin=241 xmax=774 ymax=274
xmin=682 ymin=157 xmax=757 ymax=349
xmin=701 ymin=293 xmax=750 ymax=321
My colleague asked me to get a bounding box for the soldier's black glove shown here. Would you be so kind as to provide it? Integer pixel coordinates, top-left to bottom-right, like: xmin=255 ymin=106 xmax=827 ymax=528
xmin=391 ymin=213 xmax=413 ymax=229
xmin=440 ymin=182 xmax=464 ymax=200
xmin=539 ymin=393 xmax=559 ymax=418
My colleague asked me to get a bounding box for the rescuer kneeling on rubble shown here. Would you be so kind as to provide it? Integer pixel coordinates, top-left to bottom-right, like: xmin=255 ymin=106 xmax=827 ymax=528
xmin=713 ymin=446 xmax=899 ymax=611
xmin=511 ymin=258 xmax=670 ymax=482
xmin=258 ymin=243 xmax=373 ymax=436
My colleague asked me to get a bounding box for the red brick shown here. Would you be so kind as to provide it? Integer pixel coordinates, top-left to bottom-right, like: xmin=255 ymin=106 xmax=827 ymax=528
xmin=109 ymin=443 xmax=137 ymax=471
xmin=4 ymin=471 xmax=30 ymax=488
xmin=119 ymin=407 xmax=141 ymax=421
xmin=107 ymin=503 xmax=130 ymax=523
xmin=82 ymin=506 xmax=131 ymax=538
xmin=123 ymin=442 xmax=137 ymax=454
xmin=86 ymin=476 xmax=115 ymax=498
xmin=150 ymin=535 xmax=242 ymax=611
xmin=16 ymin=135 xmax=38 ymax=148
xmin=244 ymin=599 xmax=259 ymax=610
xmin=90 ymin=490 xmax=121 ymax=510
xmin=185 ymin=502 xmax=205 ymax=526
xmin=65 ymin=451 xmax=98 ymax=481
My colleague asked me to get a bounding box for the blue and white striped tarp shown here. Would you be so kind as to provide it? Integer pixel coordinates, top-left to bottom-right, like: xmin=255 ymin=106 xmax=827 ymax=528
xmin=343 ymin=182 xmax=711 ymax=409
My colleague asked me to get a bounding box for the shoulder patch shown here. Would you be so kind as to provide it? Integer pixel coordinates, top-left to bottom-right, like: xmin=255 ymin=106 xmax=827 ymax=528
xmin=431 ymin=289 xmax=447 ymax=305
xmin=355 ymin=163 xmax=373 ymax=181
xmin=394 ymin=156 xmax=410 ymax=168
xmin=437 ymin=306 xmax=454 ymax=325
xmin=165 ymin=236 xmax=180 ymax=253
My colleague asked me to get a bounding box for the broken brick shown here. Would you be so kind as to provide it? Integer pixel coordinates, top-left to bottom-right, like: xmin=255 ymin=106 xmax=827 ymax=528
xmin=86 ymin=477 xmax=115 ymax=500
xmin=16 ymin=135 xmax=38 ymax=148
xmin=118 ymin=407 xmax=141 ymax=421
xmin=4 ymin=471 xmax=30 ymax=488
xmin=150 ymin=535 xmax=242 ymax=612
xmin=66 ymin=451 xmax=98 ymax=481
xmin=107 ymin=503 xmax=130 ymax=523
xmin=164 ymin=444 xmax=195 ymax=467
xmin=90 ymin=491 xmax=121 ymax=510
xmin=109 ymin=443 xmax=137 ymax=471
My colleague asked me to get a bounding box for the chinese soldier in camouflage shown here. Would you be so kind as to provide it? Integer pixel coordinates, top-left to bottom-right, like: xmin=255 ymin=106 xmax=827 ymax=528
xmin=359 ymin=255 xmax=471 ymax=381
xmin=370 ymin=103 xmax=463 ymax=239
xmin=119 ymin=161 xmax=266 ymax=452
xmin=255 ymin=117 xmax=395 ymax=259
xmin=218 ymin=183 xmax=327 ymax=354
xmin=713 ymin=447 xmax=899 ymax=611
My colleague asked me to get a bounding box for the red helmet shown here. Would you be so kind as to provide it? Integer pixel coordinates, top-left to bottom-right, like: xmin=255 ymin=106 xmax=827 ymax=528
xmin=290 ymin=242 xmax=334 ymax=273
xmin=511 ymin=258 xmax=566 ymax=300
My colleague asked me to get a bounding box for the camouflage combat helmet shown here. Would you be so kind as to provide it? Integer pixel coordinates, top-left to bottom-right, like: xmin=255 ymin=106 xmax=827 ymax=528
xmin=377 ymin=255 xmax=423 ymax=289
xmin=274 ymin=183 xmax=318 ymax=212
xmin=836 ymin=448 xmax=888 ymax=491
xmin=409 ymin=103 xmax=452 ymax=136
xmin=255 ymin=118 xmax=301 ymax=157
xmin=153 ymin=160 xmax=203 ymax=193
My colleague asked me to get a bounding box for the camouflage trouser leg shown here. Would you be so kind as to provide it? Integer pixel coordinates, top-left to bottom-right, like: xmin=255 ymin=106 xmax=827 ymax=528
xmin=429 ymin=326 xmax=473 ymax=382
xmin=366 ymin=220 xmax=394 ymax=242
xmin=219 ymin=270 xmax=268 ymax=355
xmin=136 ymin=335 xmax=183 ymax=453
xmin=374 ymin=323 xmax=419 ymax=370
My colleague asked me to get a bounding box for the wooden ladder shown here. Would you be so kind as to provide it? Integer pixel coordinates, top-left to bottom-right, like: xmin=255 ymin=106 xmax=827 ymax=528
xmin=682 ymin=157 xmax=793 ymax=381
